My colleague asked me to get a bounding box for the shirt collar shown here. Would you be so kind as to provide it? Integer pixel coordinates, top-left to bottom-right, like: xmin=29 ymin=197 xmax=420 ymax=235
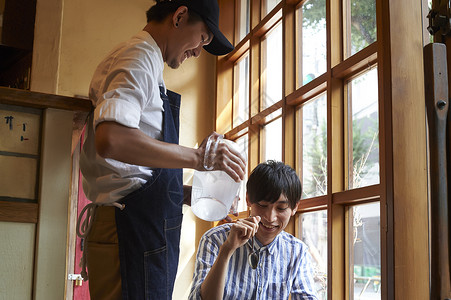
xmin=137 ymin=30 xmax=166 ymax=93
xmin=248 ymin=233 xmax=281 ymax=255
xmin=138 ymin=31 xmax=163 ymax=59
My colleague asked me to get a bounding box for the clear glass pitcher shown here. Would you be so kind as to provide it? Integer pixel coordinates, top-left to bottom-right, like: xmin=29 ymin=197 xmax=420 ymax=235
xmin=191 ymin=136 xmax=244 ymax=221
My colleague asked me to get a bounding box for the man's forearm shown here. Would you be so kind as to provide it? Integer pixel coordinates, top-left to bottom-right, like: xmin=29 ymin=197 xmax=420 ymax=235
xmin=200 ymin=244 xmax=234 ymax=300
xmin=95 ymin=121 xmax=202 ymax=169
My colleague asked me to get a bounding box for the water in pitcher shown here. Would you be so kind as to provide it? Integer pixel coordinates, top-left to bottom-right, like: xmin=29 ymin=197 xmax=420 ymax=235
xmin=191 ymin=169 xmax=240 ymax=221
xmin=191 ymin=197 xmax=228 ymax=221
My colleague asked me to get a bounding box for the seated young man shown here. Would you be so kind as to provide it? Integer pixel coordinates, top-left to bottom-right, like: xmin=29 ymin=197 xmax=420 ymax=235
xmin=189 ymin=160 xmax=318 ymax=300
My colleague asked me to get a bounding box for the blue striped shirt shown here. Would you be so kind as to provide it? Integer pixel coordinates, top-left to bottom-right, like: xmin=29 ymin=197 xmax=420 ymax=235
xmin=189 ymin=224 xmax=318 ymax=300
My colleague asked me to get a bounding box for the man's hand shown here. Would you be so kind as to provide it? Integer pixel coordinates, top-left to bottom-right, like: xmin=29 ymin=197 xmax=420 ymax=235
xmin=200 ymin=216 xmax=260 ymax=300
xmin=222 ymin=216 xmax=261 ymax=253
xmin=183 ymin=185 xmax=192 ymax=206
xmin=196 ymin=132 xmax=246 ymax=182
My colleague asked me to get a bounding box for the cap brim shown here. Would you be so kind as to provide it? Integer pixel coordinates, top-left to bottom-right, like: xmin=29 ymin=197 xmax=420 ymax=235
xmin=203 ymin=19 xmax=234 ymax=56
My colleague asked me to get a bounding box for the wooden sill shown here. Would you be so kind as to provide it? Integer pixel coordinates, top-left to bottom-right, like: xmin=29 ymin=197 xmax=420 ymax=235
xmin=0 ymin=86 xmax=92 ymax=112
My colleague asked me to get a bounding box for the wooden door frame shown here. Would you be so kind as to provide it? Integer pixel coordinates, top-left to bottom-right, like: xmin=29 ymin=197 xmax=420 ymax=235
xmin=379 ymin=0 xmax=429 ymax=298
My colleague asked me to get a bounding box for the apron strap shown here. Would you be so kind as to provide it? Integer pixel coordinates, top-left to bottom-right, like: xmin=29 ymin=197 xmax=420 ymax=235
xmin=76 ymin=201 xmax=125 ymax=280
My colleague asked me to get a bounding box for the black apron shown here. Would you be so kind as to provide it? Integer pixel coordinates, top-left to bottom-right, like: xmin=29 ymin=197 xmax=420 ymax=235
xmin=115 ymin=87 xmax=183 ymax=299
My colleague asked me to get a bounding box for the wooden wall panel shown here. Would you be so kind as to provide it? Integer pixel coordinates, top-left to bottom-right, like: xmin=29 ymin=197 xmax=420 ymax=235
xmin=0 ymin=222 xmax=36 ymax=299
xmin=0 ymin=156 xmax=38 ymax=200
xmin=0 ymin=107 xmax=40 ymax=155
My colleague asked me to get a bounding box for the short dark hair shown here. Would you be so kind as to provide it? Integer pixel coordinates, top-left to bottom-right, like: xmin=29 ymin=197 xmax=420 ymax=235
xmin=246 ymin=160 xmax=302 ymax=209
xmin=146 ymin=0 xmax=203 ymax=23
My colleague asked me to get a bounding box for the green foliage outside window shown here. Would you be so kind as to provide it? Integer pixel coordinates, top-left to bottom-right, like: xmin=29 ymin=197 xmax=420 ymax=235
xmin=302 ymin=0 xmax=377 ymax=55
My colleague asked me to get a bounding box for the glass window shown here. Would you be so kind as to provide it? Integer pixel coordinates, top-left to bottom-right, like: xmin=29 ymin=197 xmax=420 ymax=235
xmin=299 ymin=93 xmax=327 ymax=199
xmin=233 ymin=53 xmax=250 ymax=128
xmin=217 ymin=0 xmax=386 ymax=297
xmin=261 ymin=22 xmax=282 ymax=110
xmin=263 ymin=0 xmax=281 ymax=16
xmin=237 ymin=0 xmax=250 ymax=42
xmin=345 ymin=0 xmax=377 ymax=57
xmin=348 ymin=202 xmax=381 ymax=299
xmin=296 ymin=0 xmax=327 ymax=88
xmin=299 ymin=210 xmax=328 ymax=299
xmin=262 ymin=116 xmax=282 ymax=162
xmin=427 ymin=0 xmax=433 ymax=43
xmin=347 ymin=68 xmax=379 ymax=189
xmin=235 ymin=134 xmax=249 ymax=212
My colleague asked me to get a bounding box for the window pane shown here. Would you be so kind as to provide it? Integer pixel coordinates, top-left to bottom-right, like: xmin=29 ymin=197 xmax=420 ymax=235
xmin=299 ymin=210 xmax=328 ymax=299
xmin=345 ymin=0 xmax=377 ymax=57
xmin=296 ymin=0 xmax=327 ymax=88
xmin=237 ymin=0 xmax=250 ymax=42
xmin=264 ymin=0 xmax=281 ymax=16
xmin=347 ymin=68 xmax=379 ymax=189
xmin=262 ymin=116 xmax=282 ymax=162
xmin=427 ymin=0 xmax=433 ymax=43
xmin=349 ymin=202 xmax=381 ymax=299
xmin=300 ymin=93 xmax=327 ymax=199
xmin=235 ymin=134 xmax=249 ymax=212
xmin=261 ymin=23 xmax=282 ymax=110
xmin=233 ymin=54 xmax=250 ymax=127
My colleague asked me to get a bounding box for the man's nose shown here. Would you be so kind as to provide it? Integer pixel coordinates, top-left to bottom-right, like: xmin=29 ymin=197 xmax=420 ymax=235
xmin=263 ymin=209 xmax=277 ymax=222
xmin=193 ymin=44 xmax=203 ymax=57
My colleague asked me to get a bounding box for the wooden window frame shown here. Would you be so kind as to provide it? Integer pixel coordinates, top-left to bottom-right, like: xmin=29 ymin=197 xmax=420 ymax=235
xmin=216 ymin=0 xmax=429 ymax=299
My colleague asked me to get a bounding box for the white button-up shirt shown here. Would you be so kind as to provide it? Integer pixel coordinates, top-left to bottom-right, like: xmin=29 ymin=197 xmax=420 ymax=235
xmin=80 ymin=31 xmax=166 ymax=204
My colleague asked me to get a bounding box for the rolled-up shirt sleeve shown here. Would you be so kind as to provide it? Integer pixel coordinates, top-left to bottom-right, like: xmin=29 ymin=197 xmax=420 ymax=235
xmin=91 ymin=45 xmax=161 ymax=131
xmin=94 ymin=96 xmax=141 ymax=129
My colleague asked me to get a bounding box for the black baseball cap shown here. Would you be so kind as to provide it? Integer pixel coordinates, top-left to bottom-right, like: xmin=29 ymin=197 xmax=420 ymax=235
xmin=178 ymin=0 xmax=234 ymax=56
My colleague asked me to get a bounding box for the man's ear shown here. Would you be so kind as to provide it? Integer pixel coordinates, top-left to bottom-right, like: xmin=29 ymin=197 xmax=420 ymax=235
xmin=172 ymin=6 xmax=188 ymax=28
xmin=246 ymin=193 xmax=251 ymax=207
xmin=291 ymin=202 xmax=300 ymax=216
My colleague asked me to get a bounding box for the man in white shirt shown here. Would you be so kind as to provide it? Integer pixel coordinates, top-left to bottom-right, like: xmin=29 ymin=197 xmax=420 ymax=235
xmin=78 ymin=1 xmax=245 ymax=299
